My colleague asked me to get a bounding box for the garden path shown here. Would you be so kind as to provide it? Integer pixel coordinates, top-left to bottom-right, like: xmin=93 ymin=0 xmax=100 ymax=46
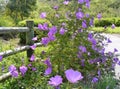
xmin=103 ymin=34 xmax=120 ymax=79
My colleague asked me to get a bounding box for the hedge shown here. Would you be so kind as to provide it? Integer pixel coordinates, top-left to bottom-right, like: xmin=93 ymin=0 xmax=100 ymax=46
xmin=18 ymin=18 xmax=52 ymax=27
xmin=55 ymin=17 xmax=120 ymax=27
xmin=18 ymin=19 xmax=52 ymax=44
xmin=94 ymin=17 xmax=120 ymax=27
xmin=0 ymin=16 xmax=15 ymax=27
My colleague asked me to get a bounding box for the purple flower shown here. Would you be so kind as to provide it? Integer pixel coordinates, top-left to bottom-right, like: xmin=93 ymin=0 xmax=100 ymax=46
xmin=38 ymin=23 xmax=48 ymax=30
xmin=19 ymin=66 xmax=28 ymax=76
xmin=44 ymin=58 xmax=52 ymax=75
xmin=88 ymin=33 xmax=93 ymax=39
xmin=9 ymin=65 xmax=17 ymax=72
xmin=86 ymin=1 xmax=90 ymax=8
xmin=32 ymin=67 xmax=37 ymax=71
xmin=63 ymin=1 xmax=69 ymax=5
xmin=41 ymin=37 xmax=50 ymax=45
xmin=40 ymin=12 xmax=46 ymax=18
xmin=65 ymin=69 xmax=83 ymax=83
xmin=111 ymin=24 xmax=115 ymax=29
xmin=98 ymin=70 xmax=101 ymax=77
xmin=38 ymin=24 xmax=44 ymax=30
xmin=53 ymin=5 xmax=59 ymax=10
xmin=92 ymin=45 xmax=98 ymax=51
xmin=104 ymin=26 xmax=107 ymax=29
xmin=30 ymin=54 xmax=35 ymax=62
xmin=92 ymin=77 xmax=98 ymax=83
xmin=0 ymin=55 xmax=3 ymax=61
xmin=48 ymin=32 xmax=56 ymax=41
xmin=30 ymin=44 xmax=36 ymax=50
xmin=81 ymin=59 xmax=85 ymax=66
xmin=107 ymin=38 xmax=112 ymax=43
xmin=49 ymin=26 xmax=57 ymax=35
xmin=85 ymin=0 xmax=90 ymax=2
xmin=78 ymin=29 xmax=83 ymax=33
xmin=59 ymin=27 xmax=65 ymax=35
xmin=113 ymin=58 xmax=119 ymax=63
xmin=78 ymin=0 xmax=84 ymax=4
xmin=44 ymin=58 xmax=52 ymax=67
xmin=9 ymin=65 xmax=18 ymax=78
xmin=44 ymin=67 xmax=52 ymax=75
xmin=97 ymin=13 xmax=102 ymax=20
xmin=76 ymin=11 xmax=84 ymax=20
xmin=86 ymin=14 xmax=90 ymax=18
xmin=114 ymin=48 xmax=118 ymax=52
xmin=28 ymin=63 xmax=32 ymax=67
xmin=88 ymin=38 xmax=97 ymax=45
xmin=79 ymin=46 xmax=87 ymax=53
xmin=32 ymin=37 xmax=37 ymax=41
xmin=77 ymin=51 xmax=82 ymax=58
xmin=41 ymin=50 xmax=46 ymax=54
xmin=62 ymin=23 xmax=66 ymax=27
xmin=89 ymin=59 xmax=95 ymax=64
xmin=112 ymin=63 xmax=116 ymax=69
xmin=117 ymin=61 xmax=120 ymax=65
xmin=11 ymin=71 xmax=18 ymax=77
xmin=43 ymin=23 xmax=48 ymax=30
xmin=82 ymin=20 xmax=87 ymax=28
xmin=1 ymin=65 xmax=4 ymax=72
xmin=48 ymin=75 xmax=63 ymax=87
xmin=89 ymin=18 xmax=94 ymax=26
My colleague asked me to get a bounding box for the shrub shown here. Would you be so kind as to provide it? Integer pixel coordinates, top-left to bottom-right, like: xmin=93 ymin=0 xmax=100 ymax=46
xmin=39 ymin=0 xmax=118 ymax=86
xmin=115 ymin=19 xmax=120 ymax=26
xmin=18 ymin=19 xmax=52 ymax=44
xmin=94 ymin=17 xmax=120 ymax=27
xmin=0 ymin=16 xmax=15 ymax=27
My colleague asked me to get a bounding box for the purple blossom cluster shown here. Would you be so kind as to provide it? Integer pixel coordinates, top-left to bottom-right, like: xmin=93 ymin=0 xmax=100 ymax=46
xmin=9 ymin=65 xmax=18 ymax=77
xmin=9 ymin=65 xmax=28 ymax=77
xmin=19 ymin=65 xmax=28 ymax=76
xmin=48 ymin=69 xmax=83 ymax=88
xmin=44 ymin=58 xmax=52 ymax=75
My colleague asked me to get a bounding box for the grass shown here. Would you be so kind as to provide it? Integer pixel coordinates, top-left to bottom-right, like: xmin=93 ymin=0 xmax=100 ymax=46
xmin=0 ymin=38 xmax=20 ymax=52
xmin=92 ymin=27 xmax=120 ymax=34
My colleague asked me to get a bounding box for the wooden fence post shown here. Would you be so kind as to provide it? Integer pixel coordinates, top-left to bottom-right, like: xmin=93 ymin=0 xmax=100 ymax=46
xmin=26 ymin=21 xmax=34 ymax=58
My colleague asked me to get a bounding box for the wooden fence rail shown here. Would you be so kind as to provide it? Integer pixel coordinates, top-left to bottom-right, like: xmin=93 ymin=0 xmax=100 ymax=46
xmin=0 ymin=27 xmax=29 ymax=34
xmin=0 ymin=21 xmax=41 ymax=82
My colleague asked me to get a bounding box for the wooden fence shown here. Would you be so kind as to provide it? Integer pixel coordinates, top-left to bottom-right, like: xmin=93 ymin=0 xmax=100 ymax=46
xmin=0 ymin=21 xmax=42 ymax=82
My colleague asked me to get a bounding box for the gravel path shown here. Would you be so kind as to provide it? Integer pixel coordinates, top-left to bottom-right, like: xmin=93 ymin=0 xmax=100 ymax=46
xmin=103 ymin=34 xmax=120 ymax=79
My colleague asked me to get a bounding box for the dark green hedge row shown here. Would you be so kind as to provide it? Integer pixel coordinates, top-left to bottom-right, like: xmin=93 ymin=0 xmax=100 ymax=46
xmin=18 ymin=18 xmax=52 ymax=27
xmin=94 ymin=17 xmax=120 ymax=27
xmin=0 ymin=16 xmax=15 ymax=27
xmin=18 ymin=19 xmax=52 ymax=44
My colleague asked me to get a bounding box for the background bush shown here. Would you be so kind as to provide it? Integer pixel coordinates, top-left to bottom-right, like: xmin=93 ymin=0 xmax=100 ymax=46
xmin=94 ymin=17 xmax=120 ymax=27
xmin=0 ymin=16 xmax=15 ymax=27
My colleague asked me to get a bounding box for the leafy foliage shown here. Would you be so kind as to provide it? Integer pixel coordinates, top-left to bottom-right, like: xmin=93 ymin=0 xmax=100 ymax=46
xmin=6 ymin=0 xmax=37 ymax=23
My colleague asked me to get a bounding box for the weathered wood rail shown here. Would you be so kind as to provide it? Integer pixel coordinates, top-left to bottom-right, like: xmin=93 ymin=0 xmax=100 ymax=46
xmin=0 ymin=21 xmax=42 ymax=82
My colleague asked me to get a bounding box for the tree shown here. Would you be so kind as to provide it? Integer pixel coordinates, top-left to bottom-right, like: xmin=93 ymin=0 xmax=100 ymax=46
xmin=6 ymin=0 xmax=37 ymax=23
xmin=0 ymin=0 xmax=8 ymax=14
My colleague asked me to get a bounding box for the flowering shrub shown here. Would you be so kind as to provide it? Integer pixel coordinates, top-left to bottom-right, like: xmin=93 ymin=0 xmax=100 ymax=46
xmin=4 ymin=0 xmax=119 ymax=89
xmin=34 ymin=0 xmax=119 ymax=88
